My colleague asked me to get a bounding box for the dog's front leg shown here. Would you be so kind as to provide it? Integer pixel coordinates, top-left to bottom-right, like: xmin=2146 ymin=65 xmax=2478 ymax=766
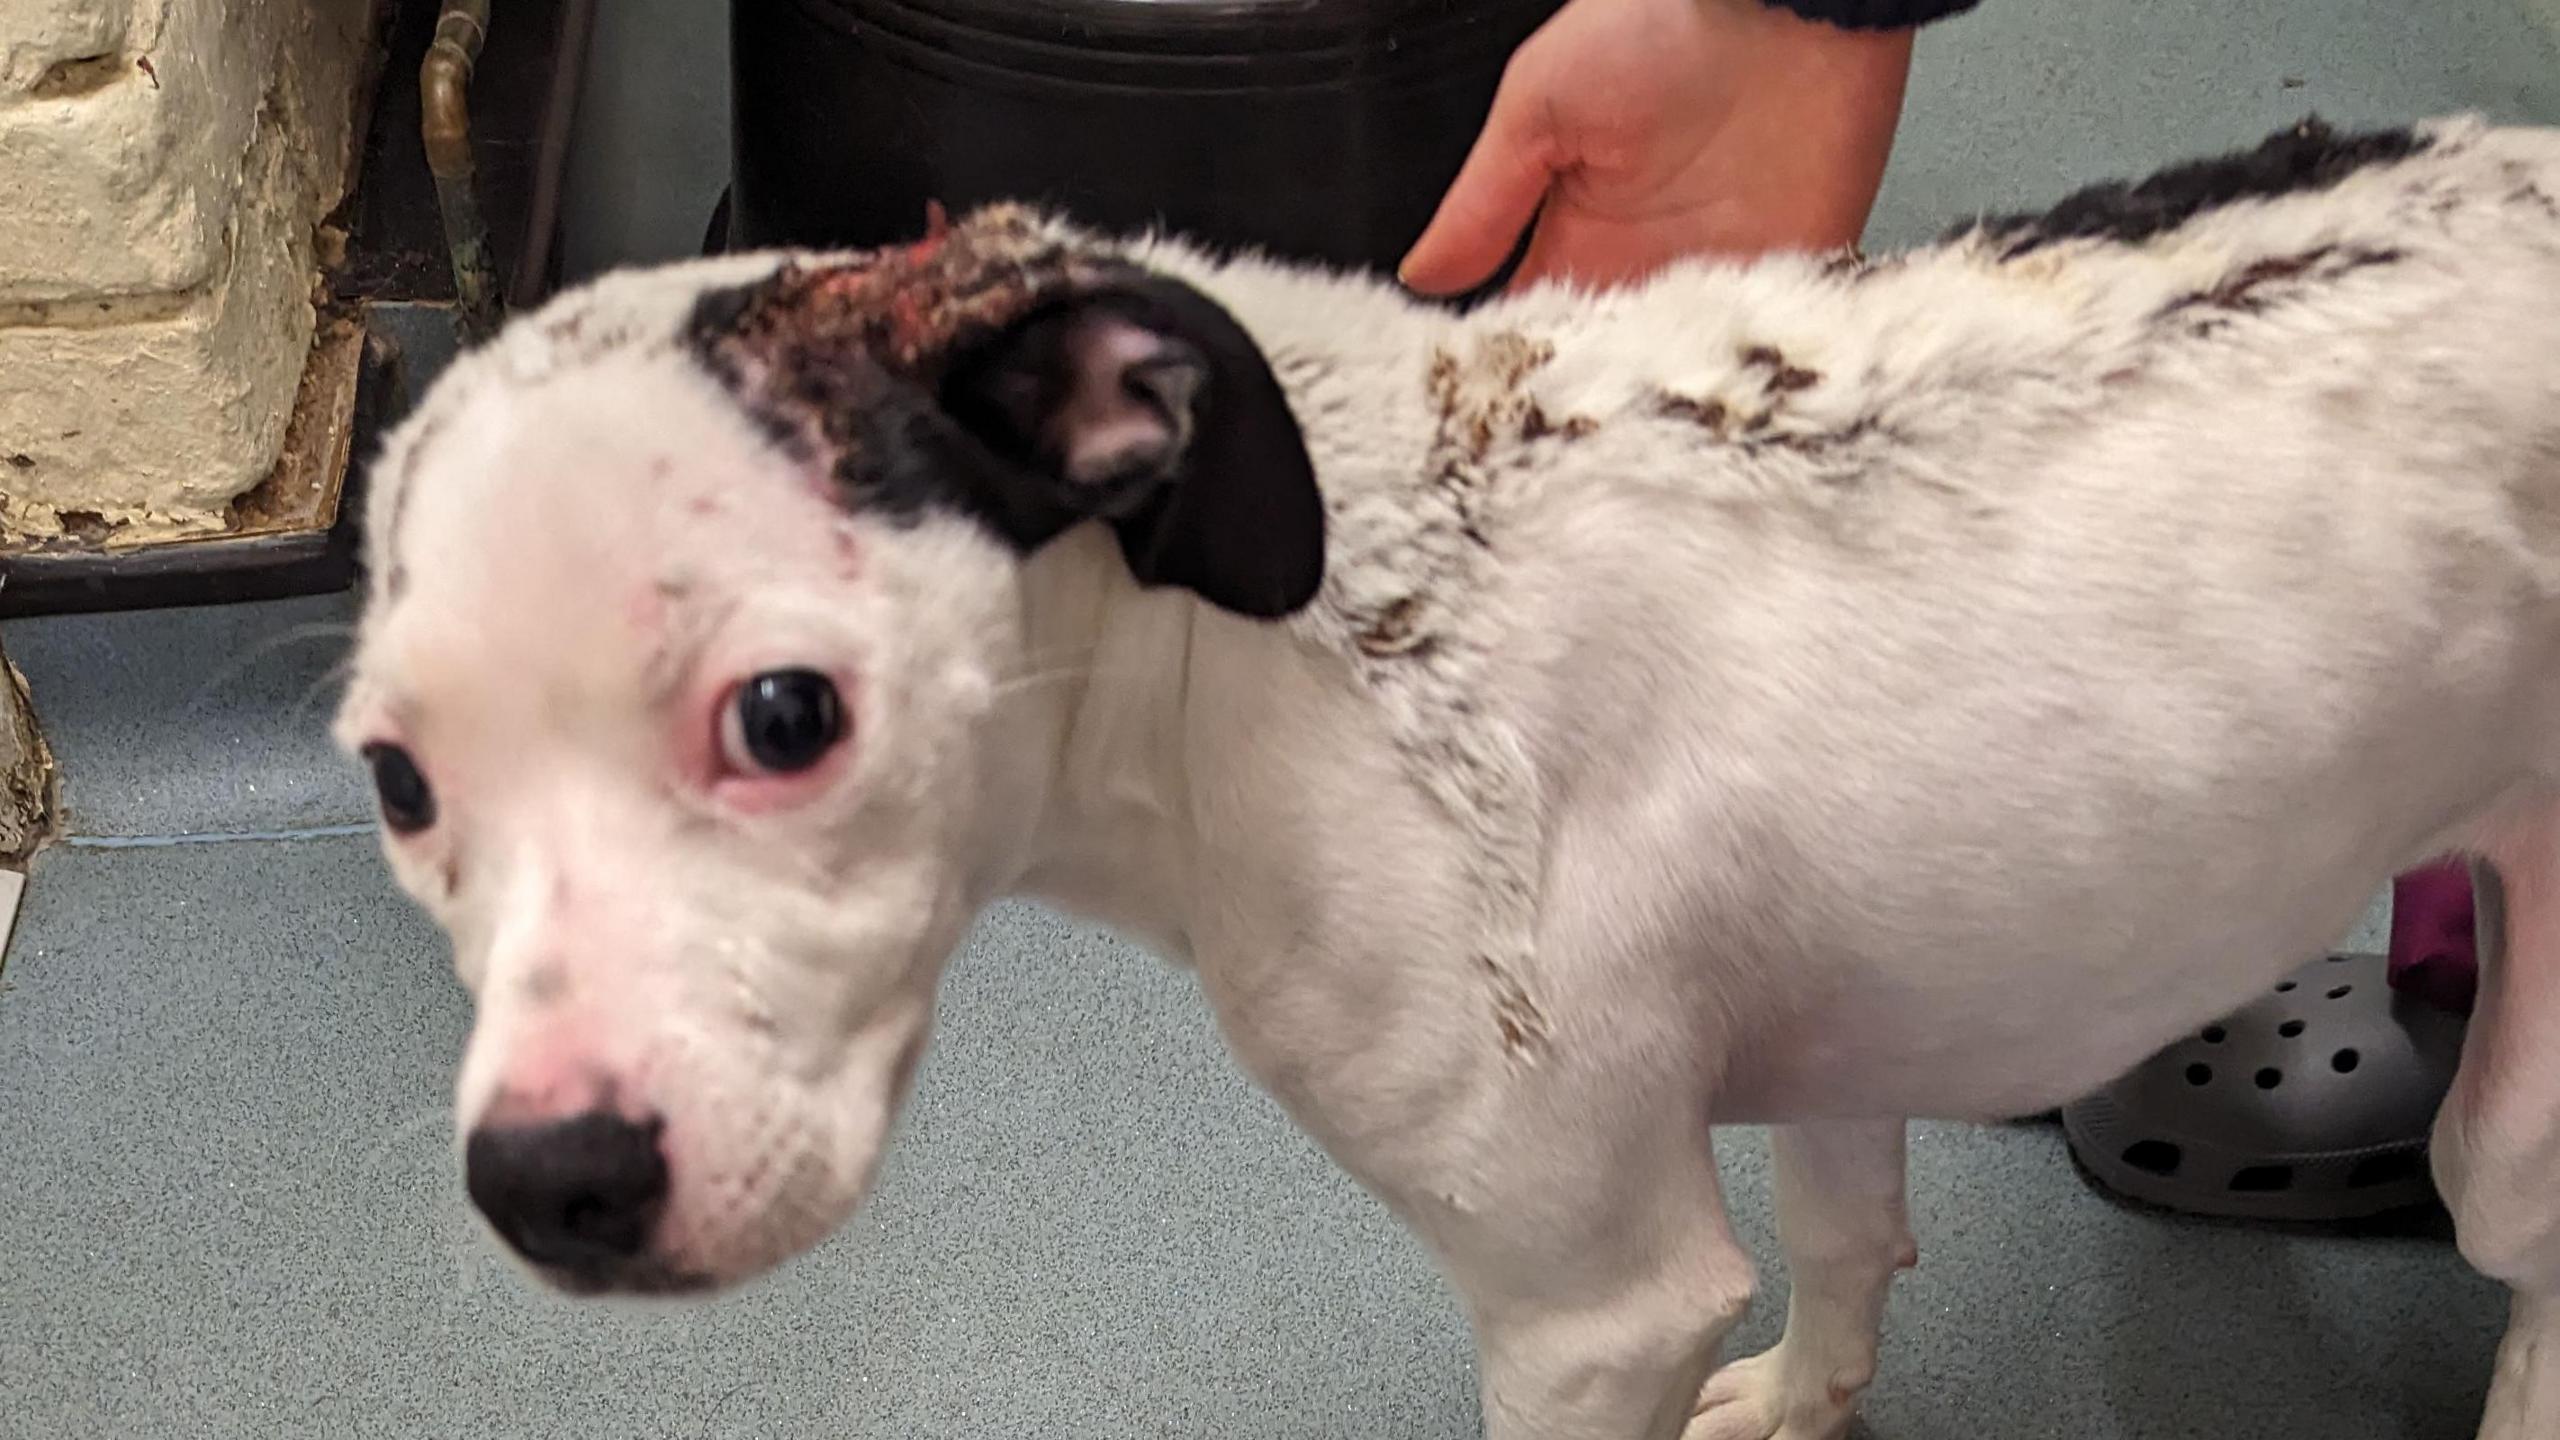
xmin=1216 ymin=1010 xmax=1758 ymax=1438
xmin=1182 ymin=817 xmax=1754 ymax=1434
xmin=1690 ymin=1122 xmax=1911 ymax=1440
xmin=1439 ymin=1130 xmax=1760 ymax=1440
xmin=1211 ymin=1010 xmax=1760 ymax=1440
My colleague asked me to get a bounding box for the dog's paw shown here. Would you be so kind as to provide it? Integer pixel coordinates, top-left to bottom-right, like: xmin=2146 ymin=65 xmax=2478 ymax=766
xmin=1686 ymin=1350 xmax=1860 ymax=1440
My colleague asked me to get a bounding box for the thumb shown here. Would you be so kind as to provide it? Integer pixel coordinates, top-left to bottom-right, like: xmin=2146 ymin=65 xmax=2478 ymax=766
xmin=1398 ymin=78 xmax=1561 ymax=296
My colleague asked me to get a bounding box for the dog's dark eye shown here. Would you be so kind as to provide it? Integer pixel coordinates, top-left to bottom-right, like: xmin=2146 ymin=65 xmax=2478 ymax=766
xmin=362 ymin=742 xmax=436 ymax=834
xmin=729 ymin=669 xmax=845 ymax=775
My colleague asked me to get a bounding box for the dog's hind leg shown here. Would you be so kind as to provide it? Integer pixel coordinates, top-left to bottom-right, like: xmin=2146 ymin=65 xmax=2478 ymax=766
xmin=2434 ymin=802 xmax=2560 ymax=1439
xmin=1689 ymin=1121 xmax=1913 ymax=1440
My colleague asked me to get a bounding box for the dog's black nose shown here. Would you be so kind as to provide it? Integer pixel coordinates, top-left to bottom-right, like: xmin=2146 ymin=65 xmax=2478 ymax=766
xmin=464 ymin=1112 xmax=668 ymax=1279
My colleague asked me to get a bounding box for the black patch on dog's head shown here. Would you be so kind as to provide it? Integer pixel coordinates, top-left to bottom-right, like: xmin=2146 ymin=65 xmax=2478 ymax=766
xmin=682 ymin=279 xmax=763 ymax=351
xmin=679 ymin=219 xmax=1324 ymax=619
xmin=1953 ymin=116 xmax=2429 ymax=257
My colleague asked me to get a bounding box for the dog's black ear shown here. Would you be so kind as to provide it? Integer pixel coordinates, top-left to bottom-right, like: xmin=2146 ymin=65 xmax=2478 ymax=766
xmin=939 ymin=275 xmax=1324 ymax=619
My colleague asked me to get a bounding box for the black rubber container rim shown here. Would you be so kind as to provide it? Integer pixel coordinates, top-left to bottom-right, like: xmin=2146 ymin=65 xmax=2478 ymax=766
xmin=788 ymin=0 xmax=1551 ymax=84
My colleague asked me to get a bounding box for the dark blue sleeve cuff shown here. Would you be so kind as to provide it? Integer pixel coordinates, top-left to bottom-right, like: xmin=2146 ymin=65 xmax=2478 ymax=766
xmin=1760 ymin=0 xmax=1982 ymax=30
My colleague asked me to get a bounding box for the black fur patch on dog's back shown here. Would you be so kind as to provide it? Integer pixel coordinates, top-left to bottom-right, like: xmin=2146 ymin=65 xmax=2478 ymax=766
xmin=1953 ymin=117 xmax=2430 ymax=257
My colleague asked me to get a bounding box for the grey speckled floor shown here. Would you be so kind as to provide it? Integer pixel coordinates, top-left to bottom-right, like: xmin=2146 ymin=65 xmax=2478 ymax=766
xmin=3 ymin=1 xmax=2553 ymax=1436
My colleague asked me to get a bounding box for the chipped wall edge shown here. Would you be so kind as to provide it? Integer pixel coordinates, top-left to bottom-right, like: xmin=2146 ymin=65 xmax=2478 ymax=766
xmin=0 ymin=631 xmax=60 ymax=867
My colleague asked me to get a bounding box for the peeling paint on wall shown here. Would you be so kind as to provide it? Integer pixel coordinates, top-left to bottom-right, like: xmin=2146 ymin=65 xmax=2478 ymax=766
xmin=0 ymin=0 xmax=376 ymax=542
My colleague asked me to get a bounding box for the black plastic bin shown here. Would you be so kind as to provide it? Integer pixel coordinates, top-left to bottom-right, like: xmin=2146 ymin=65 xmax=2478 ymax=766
xmin=724 ymin=0 xmax=1564 ymax=280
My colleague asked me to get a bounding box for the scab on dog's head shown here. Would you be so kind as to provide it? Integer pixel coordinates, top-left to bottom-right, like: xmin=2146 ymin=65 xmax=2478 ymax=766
xmin=687 ymin=211 xmax=1324 ymax=619
xmin=330 ymin=205 xmax=1322 ymax=1296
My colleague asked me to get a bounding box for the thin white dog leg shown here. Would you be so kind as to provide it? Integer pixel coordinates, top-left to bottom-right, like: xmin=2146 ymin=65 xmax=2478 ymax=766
xmin=1690 ymin=1121 xmax=1911 ymax=1440
xmin=1361 ymin=1112 xmax=1761 ymax=1434
xmin=2482 ymin=1292 xmax=2560 ymax=1439
xmin=2435 ymin=812 xmax=2560 ymax=1440
xmin=1452 ymin=1137 xmax=1761 ymax=1440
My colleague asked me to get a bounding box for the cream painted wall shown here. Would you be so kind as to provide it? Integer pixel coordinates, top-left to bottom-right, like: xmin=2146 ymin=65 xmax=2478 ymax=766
xmin=0 ymin=0 xmax=373 ymax=541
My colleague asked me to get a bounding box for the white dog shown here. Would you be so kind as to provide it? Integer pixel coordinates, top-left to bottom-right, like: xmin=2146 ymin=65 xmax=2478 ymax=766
xmin=335 ymin=112 xmax=2560 ymax=1439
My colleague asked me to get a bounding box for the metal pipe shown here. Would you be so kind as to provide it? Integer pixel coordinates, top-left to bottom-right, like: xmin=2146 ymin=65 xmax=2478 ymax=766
xmin=421 ymin=0 xmax=500 ymax=341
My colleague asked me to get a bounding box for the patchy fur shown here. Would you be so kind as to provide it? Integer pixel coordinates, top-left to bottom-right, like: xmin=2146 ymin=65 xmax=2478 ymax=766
xmin=343 ymin=113 xmax=2560 ymax=1440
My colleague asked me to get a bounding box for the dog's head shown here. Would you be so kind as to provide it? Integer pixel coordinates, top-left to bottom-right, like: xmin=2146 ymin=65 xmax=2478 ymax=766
xmin=332 ymin=205 xmax=1322 ymax=1295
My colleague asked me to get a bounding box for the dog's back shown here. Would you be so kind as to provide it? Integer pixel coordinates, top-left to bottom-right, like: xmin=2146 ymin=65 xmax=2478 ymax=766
xmin=1147 ymin=114 xmax=2560 ymax=1121
xmin=1539 ymin=116 xmax=2560 ymax=1118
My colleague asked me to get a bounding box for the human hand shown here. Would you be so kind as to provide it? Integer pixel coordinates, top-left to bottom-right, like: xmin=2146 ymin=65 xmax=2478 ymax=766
xmin=1399 ymin=0 xmax=1918 ymax=296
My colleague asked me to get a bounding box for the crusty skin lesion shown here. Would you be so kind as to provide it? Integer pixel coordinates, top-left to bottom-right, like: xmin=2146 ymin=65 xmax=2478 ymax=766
xmin=682 ymin=204 xmax=1091 ymax=385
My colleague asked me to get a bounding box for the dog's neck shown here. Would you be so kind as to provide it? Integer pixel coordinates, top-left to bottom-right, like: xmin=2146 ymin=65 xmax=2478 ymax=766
xmin=993 ymin=527 xmax=1213 ymax=958
xmin=986 ymin=264 xmax=1436 ymax=956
